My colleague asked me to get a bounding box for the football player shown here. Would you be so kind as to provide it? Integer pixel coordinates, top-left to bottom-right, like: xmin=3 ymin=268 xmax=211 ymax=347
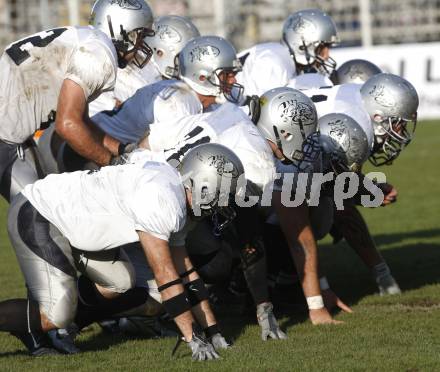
xmin=1 ymin=143 xmax=242 ymax=359
xmin=255 ymin=87 xmax=353 ymax=323
xmin=38 ymin=14 xmax=201 ymax=175
xmin=125 ymin=102 xmax=285 ymax=341
xmin=299 ymin=73 xmax=419 ymax=294
xmin=236 ymin=9 xmax=339 ymax=96
xmin=0 ymin=0 xmax=154 ymax=202
xmin=88 ymin=15 xmax=200 ymax=116
xmin=53 ymin=35 xmax=244 ymax=173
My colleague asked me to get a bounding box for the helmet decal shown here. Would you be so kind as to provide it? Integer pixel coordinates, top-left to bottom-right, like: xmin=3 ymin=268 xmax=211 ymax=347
xmin=110 ymin=0 xmax=142 ymax=10
xmin=290 ymin=17 xmax=316 ymax=37
xmin=208 ymin=155 xmax=240 ymax=178
xmin=157 ymin=24 xmax=182 ymax=43
xmin=369 ymin=85 xmax=398 ymax=113
xmin=277 ymin=99 xmax=316 ymax=125
xmin=345 ymin=65 xmax=366 ymax=80
xmin=189 ymin=46 xmax=221 ymax=63
xmin=328 ymin=119 xmax=350 ymax=153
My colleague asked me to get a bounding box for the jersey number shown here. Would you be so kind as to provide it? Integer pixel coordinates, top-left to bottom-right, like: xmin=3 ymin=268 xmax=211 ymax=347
xmin=6 ymin=28 xmax=68 ymax=66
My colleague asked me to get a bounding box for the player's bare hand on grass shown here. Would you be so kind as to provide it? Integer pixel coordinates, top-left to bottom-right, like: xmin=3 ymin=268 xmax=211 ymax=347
xmin=379 ymin=183 xmax=398 ymax=205
xmin=257 ymin=302 xmax=287 ymax=340
xmin=309 ymin=307 xmax=344 ymax=325
xmin=322 ymin=288 xmax=353 ymax=314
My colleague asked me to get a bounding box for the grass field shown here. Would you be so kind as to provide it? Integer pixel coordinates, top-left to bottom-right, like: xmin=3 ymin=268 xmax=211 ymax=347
xmin=0 ymin=121 xmax=439 ymax=371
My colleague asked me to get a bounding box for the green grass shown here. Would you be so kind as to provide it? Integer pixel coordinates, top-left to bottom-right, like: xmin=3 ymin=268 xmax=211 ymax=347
xmin=0 ymin=121 xmax=440 ymax=370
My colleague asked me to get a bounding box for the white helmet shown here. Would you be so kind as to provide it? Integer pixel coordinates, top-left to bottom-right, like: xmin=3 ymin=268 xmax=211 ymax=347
xmin=360 ymin=73 xmax=419 ymax=166
xmin=90 ymin=0 xmax=154 ymax=68
xmin=179 ymin=143 xmax=245 ymax=233
xmin=282 ymin=9 xmax=339 ymax=75
xmin=178 ymin=36 xmax=243 ymax=103
xmin=257 ymin=87 xmax=319 ymax=168
xmin=145 ymin=15 xmax=200 ymax=78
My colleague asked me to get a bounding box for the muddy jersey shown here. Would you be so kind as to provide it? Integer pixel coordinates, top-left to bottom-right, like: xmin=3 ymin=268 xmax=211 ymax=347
xmin=91 ymin=79 xmax=202 ymax=144
xmin=22 ymin=161 xmax=187 ymax=251
xmin=0 ymin=26 xmax=117 ymax=144
xmin=235 ymin=42 xmax=296 ymax=97
xmin=89 ymin=62 xmax=162 ymax=116
xmin=303 ymin=83 xmax=374 ymax=150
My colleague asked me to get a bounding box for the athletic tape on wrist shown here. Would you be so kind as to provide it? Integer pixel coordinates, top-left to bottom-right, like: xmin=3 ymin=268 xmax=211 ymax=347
xmin=306 ymin=295 xmax=324 ymax=310
xmin=319 ymin=277 xmax=330 ymax=291
xmin=204 ymin=324 xmax=220 ymax=338
xmin=158 ymin=278 xmax=182 ymax=292
xmin=162 ymin=292 xmax=191 ymax=319
xmin=184 ymin=278 xmax=209 ymax=307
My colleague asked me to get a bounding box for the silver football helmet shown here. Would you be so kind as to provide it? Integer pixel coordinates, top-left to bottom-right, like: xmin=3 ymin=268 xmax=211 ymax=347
xmin=333 ymin=59 xmax=382 ymax=85
xmin=360 ymin=73 xmax=419 ymax=166
xmin=90 ymin=0 xmax=154 ymax=68
xmin=178 ymin=36 xmax=243 ymax=103
xmin=145 ymin=15 xmax=200 ymax=79
xmin=257 ymin=87 xmax=319 ymax=169
xmin=319 ymin=113 xmax=370 ymax=173
xmin=179 ymin=143 xmax=245 ymax=233
xmin=282 ymin=9 xmax=339 ymax=75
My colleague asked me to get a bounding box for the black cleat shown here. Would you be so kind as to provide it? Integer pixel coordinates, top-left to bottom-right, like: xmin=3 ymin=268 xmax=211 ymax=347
xmin=11 ymin=331 xmax=60 ymax=357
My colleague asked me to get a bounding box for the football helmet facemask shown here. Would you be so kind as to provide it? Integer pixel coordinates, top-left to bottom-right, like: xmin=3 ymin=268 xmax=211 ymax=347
xmin=90 ymin=0 xmax=155 ymax=68
xmin=282 ymin=9 xmax=339 ymax=76
xmin=360 ymin=73 xmax=419 ymax=166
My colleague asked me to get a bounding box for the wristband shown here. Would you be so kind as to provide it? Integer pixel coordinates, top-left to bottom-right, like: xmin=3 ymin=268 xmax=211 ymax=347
xmin=306 ymin=295 xmax=324 ymax=310
xmin=204 ymin=324 xmax=221 ymax=338
xmin=319 ymin=277 xmax=330 ymax=291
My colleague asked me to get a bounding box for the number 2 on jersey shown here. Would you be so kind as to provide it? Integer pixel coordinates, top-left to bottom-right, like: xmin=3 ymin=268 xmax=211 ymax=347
xmin=6 ymin=28 xmax=68 ymax=66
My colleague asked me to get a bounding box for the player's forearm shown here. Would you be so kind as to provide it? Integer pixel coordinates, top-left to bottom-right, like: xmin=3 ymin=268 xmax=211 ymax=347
xmin=290 ymin=226 xmax=321 ymax=297
xmin=191 ymin=300 xmax=217 ymax=329
xmin=56 ymin=118 xmax=113 ymax=166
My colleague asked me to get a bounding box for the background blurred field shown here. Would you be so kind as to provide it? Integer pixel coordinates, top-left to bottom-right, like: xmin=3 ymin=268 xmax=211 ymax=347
xmin=0 ymin=121 xmax=439 ymax=371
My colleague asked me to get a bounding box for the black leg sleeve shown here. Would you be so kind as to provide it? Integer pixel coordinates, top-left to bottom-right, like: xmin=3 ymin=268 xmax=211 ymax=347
xmin=0 ymin=299 xmax=42 ymax=333
xmin=75 ymin=276 xmax=150 ymax=329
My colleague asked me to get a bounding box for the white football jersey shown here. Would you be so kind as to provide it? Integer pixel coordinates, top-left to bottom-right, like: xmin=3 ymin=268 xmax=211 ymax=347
xmin=236 ymin=42 xmax=296 ymax=97
xmin=91 ymin=79 xmax=202 ymax=144
xmin=145 ymin=102 xmax=276 ymax=195
xmin=287 ymin=73 xmax=333 ymax=90
xmin=22 ymin=161 xmax=187 ymax=251
xmin=89 ymin=61 xmax=162 ymax=116
xmin=0 ymin=26 xmax=118 ymax=144
xmin=303 ymin=84 xmax=374 ymax=149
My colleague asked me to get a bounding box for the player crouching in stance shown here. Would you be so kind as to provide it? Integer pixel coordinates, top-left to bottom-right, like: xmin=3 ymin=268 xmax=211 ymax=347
xmin=0 ymin=143 xmax=243 ymax=360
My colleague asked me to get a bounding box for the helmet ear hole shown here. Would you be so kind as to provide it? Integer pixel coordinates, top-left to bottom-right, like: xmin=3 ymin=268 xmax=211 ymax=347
xmin=373 ymin=114 xmax=384 ymax=123
xmin=199 ymin=75 xmax=207 ymax=82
